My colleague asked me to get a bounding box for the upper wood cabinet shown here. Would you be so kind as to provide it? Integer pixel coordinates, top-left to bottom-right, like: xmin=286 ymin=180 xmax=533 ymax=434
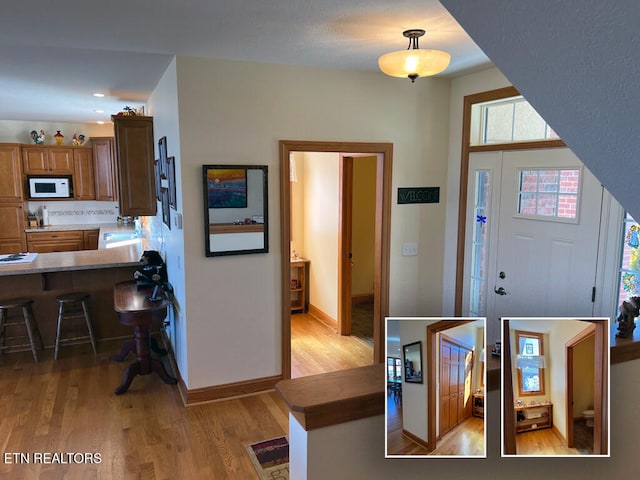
xmin=73 ymin=147 xmax=95 ymax=200
xmin=22 ymin=145 xmax=74 ymax=175
xmin=112 ymin=115 xmax=157 ymax=216
xmin=0 ymin=144 xmax=23 ymax=202
xmin=92 ymin=137 xmax=118 ymax=202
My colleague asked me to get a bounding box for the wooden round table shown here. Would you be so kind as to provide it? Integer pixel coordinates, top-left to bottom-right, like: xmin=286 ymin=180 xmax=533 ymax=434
xmin=112 ymin=280 xmax=177 ymax=395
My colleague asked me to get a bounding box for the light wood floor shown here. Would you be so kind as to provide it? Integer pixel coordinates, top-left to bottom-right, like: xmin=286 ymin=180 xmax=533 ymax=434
xmin=291 ymin=312 xmax=373 ymax=378
xmin=386 ymin=391 xmax=485 ymax=456
xmin=0 ymin=313 xmax=373 ymax=478
xmin=515 ymin=427 xmax=581 ymax=455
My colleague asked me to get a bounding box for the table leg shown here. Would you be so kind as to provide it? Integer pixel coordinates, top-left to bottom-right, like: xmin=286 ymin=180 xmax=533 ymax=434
xmin=151 ymin=358 xmax=177 ymax=385
xmin=114 ymin=361 xmax=141 ymax=395
xmin=150 ymin=336 xmax=168 ymax=356
xmin=112 ymin=338 xmax=135 ymax=362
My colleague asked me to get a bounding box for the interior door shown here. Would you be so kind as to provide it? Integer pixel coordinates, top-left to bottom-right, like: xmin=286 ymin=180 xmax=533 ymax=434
xmin=464 ymin=148 xmax=604 ymax=345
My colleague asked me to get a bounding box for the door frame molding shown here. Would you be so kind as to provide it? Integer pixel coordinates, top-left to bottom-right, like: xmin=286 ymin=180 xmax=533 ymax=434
xmin=338 ymin=156 xmax=354 ymax=335
xmin=565 ymin=323 xmax=596 ymax=448
xmin=455 ymin=86 xmax=567 ymax=315
xmin=279 ymin=140 xmax=393 ymax=378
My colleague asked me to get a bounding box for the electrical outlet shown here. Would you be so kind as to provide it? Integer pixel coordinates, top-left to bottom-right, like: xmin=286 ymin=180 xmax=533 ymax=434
xmin=402 ymin=243 xmax=418 ymax=256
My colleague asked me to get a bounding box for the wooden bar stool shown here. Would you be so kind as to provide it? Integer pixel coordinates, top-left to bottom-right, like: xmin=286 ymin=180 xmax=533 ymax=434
xmin=54 ymin=292 xmax=97 ymax=360
xmin=0 ymin=298 xmax=44 ymax=362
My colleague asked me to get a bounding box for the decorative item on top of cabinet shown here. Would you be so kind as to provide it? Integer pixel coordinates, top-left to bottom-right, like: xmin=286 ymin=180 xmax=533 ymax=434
xmin=53 ymin=131 xmax=64 ymax=145
xmin=92 ymin=137 xmax=118 ymax=202
xmin=30 ymin=130 xmax=45 ymax=144
xmin=112 ymin=115 xmax=157 ymax=216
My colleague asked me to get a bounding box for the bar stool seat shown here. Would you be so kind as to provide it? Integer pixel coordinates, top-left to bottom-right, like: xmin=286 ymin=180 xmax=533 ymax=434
xmin=0 ymin=297 xmax=44 ymax=362
xmin=54 ymin=292 xmax=97 ymax=360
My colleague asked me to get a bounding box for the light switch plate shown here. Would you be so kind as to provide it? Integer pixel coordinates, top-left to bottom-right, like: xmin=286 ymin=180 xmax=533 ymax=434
xmin=402 ymin=243 xmax=418 ymax=256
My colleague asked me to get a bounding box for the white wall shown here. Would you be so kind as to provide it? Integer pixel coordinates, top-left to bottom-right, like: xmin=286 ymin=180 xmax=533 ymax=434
xmin=147 ymin=57 xmax=187 ymax=382
xmin=397 ymin=319 xmax=439 ymax=442
xmin=301 ymin=152 xmax=340 ymax=321
xmin=167 ymin=55 xmax=451 ymax=389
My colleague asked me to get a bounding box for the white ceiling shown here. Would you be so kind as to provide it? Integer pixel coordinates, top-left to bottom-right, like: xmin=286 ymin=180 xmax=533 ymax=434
xmin=0 ymin=0 xmax=490 ymax=124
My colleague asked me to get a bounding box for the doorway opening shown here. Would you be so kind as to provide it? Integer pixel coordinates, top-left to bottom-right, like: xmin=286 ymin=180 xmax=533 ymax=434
xmin=279 ymin=141 xmax=392 ymax=379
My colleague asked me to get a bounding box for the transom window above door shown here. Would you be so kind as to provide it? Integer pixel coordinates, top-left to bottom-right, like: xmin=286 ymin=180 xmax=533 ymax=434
xmin=470 ymin=96 xmax=560 ymax=145
xmin=517 ymin=168 xmax=580 ymax=220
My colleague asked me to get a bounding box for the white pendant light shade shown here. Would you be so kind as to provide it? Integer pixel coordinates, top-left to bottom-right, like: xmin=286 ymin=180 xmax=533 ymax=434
xmin=378 ymin=49 xmax=450 ymax=80
xmin=378 ymin=29 xmax=450 ymax=82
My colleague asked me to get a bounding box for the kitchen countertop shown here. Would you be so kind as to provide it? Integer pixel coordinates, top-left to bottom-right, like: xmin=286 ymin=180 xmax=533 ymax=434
xmin=0 ymin=223 xmax=146 ymax=276
xmin=24 ymin=222 xmax=136 ymax=234
xmin=0 ymin=242 xmax=146 ymax=276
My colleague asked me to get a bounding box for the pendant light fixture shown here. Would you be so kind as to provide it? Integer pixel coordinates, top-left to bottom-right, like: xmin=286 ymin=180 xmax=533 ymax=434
xmin=378 ymin=29 xmax=450 ymax=82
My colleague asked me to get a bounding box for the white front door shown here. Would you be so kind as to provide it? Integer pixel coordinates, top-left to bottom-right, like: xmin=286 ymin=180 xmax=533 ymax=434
xmin=463 ymin=148 xmax=605 ymax=345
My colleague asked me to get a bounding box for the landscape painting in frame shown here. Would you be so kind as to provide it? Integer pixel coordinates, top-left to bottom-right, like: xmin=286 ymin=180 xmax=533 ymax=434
xmin=207 ymin=168 xmax=247 ymax=208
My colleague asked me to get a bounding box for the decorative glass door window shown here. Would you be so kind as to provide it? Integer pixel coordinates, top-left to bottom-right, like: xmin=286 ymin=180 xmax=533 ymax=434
xmin=617 ymin=212 xmax=640 ymax=304
xmin=469 ymin=170 xmax=491 ymax=317
xmin=517 ymin=168 xmax=580 ymax=219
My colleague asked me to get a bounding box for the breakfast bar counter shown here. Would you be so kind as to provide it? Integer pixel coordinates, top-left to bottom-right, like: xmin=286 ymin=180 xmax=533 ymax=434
xmin=0 ymin=242 xmax=145 ymax=276
xmin=0 ymin=244 xmax=147 ymax=352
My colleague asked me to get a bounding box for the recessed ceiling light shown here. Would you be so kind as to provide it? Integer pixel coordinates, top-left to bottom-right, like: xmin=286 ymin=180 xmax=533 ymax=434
xmin=94 ymin=109 xmax=105 ymax=113
xmin=93 ymin=93 xmax=105 ymax=98
xmin=97 ymin=121 xmax=105 ymax=125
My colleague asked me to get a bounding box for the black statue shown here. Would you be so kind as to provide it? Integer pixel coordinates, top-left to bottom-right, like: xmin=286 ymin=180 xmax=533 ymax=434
xmin=616 ymin=296 xmax=640 ymax=338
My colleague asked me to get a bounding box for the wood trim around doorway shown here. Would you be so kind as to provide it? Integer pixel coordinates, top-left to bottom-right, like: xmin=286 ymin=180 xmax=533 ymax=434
xmin=279 ymin=140 xmax=393 ymax=379
xmin=454 ymin=86 xmax=567 ymax=315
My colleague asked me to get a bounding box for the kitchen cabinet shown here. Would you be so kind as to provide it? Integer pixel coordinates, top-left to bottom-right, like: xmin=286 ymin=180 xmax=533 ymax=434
xmin=73 ymin=147 xmax=95 ymax=200
xmin=0 ymin=144 xmax=23 ymax=202
xmin=0 ymin=144 xmax=26 ymax=254
xmin=83 ymin=229 xmax=99 ymax=250
xmin=92 ymin=137 xmax=118 ymax=201
xmin=22 ymin=145 xmax=74 ymax=175
xmin=26 ymin=229 xmax=99 ymax=253
xmin=0 ymin=204 xmax=26 ymax=254
xmin=112 ymin=115 xmax=157 ymax=216
xmin=27 ymin=230 xmax=84 ymax=253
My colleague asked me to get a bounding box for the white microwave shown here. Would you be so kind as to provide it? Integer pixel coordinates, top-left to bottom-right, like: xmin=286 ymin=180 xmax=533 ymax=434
xmin=28 ymin=176 xmax=72 ymax=199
